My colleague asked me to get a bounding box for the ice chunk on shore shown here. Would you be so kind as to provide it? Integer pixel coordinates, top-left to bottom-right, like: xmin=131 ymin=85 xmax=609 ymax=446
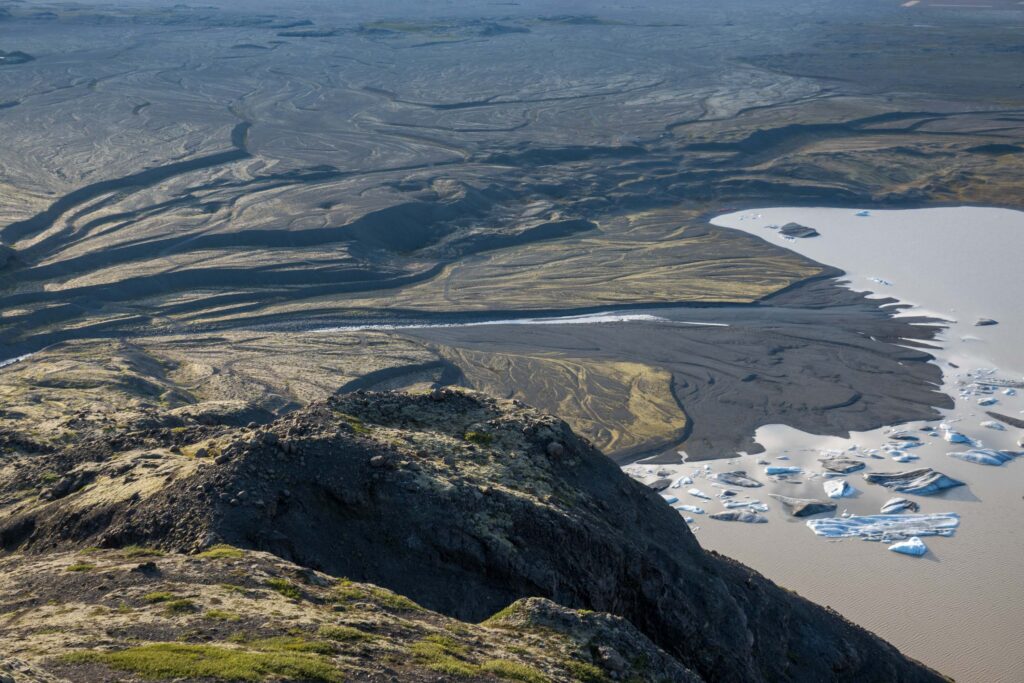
xmin=660 ymin=495 xmax=679 ymax=505
xmin=980 ymin=420 xmax=1005 ymax=431
xmin=670 ymin=475 xmax=693 ymax=488
xmin=675 ymin=504 xmax=705 ymax=514
xmin=863 ymin=468 xmax=965 ymax=495
xmin=806 ymin=513 xmax=959 ymax=540
xmin=880 ymin=497 xmax=920 ymax=514
xmin=765 ymin=465 xmax=802 ymax=475
xmin=948 ymin=449 xmax=1020 ymax=466
xmin=889 ymin=537 xmax=928 ymax=556
xmin=856 ymin=210 xmax=871 ymax=217
xmin=978 ymin=396 xmax=999 ymax=406
xmin=709 ymin=511 xmax=768 ymax=523
xmin=824 ymin=479 xmax=855 ymax=499
xmin=688 ymin=488 xmax=711 ymax=500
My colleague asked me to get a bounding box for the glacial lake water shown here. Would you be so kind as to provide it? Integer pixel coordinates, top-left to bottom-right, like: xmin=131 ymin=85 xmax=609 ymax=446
xmin=628 ymin=207 xmax=1024 ymax=683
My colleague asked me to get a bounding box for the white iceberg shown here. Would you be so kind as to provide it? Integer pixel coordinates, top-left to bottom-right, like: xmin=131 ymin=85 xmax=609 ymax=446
xmin=856 ymin=210 xmax=871 ymax=217
xmin=688 ymin=488 xmax=711 ymax=500
xmin=765 ymin=465 xmax=802 ymax=475
xmin=660 ymin=495 xmax=679 ymax=505
xmin=980 ymin=420 xmax=1005 ymax=431
xmin=942 ymin=429 xmax=971 ymax=444
xmin=823 ymin=479 xmax=854 ymax=499
xmin=977 ymin=396 xmax=998 ymax=406
xmin=889 ymin=536 xmax=928 ymax=557
xmin=675 ymin=504 xmax=705 ymax=514
xmin=806 ymin=512 xmax=959 ymax=540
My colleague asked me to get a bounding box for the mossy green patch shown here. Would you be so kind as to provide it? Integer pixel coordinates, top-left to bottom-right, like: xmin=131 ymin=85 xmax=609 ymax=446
xmin=332 ymin=579 xmax=422 ymax=612
xmin=121 ymin=545 xmax=165 ymax=559
xmin=481 ymin=659 xmax=548 ymax=682
xmin=265 ymin=578 xmax=302 ymax=600
xmin=317 ymin=625 xmax=374 ymax=642
xmin=197 ymin=544 xmax=244 ymax=560
xmin=463 ymin=430 xmax=493 ymax=445
xmin=63 ymin=643 xmax=344 ymax=682
xmin=203 ymin=609 xmax=242 ymax=622
xmin=143 ymin=592 xmax=175 ymax=604
xmin=65 ymin=562 xmax=95 ymax=572
xmin=564 ymin=659 xmax=610 ymax=683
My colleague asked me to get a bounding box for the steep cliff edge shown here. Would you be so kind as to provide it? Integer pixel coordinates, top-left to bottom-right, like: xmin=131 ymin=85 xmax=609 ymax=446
xmin=0 ymin=389 xmax=946 ymax=682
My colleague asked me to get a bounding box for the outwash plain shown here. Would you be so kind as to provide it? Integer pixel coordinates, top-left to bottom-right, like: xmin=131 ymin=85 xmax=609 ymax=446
xmin=0 ymin=0 xmax=1023 ymax=680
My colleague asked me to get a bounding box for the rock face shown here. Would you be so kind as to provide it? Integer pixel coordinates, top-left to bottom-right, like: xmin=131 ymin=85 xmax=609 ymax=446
xmin=864 ymin=468 xmax=965 ymax=495
xmin=771 ymin=495 xmax=837 ymax=518
xmin=0 ymin=390 xmax=946 ymax=682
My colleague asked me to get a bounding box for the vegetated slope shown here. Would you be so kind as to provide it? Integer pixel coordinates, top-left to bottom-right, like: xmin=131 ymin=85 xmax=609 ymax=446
xmin=0 ymin=388 xmax=946 ymax=682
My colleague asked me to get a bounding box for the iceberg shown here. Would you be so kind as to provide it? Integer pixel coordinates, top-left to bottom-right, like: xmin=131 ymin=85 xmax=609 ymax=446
xmin=688 ymin=488 xmax=711 ymax=500
xmin=806 ymin=512 xmax=960 ymax=540
xmin=770 ymin=495 xmax=836 ymax=518
xmin=977 ymin=396 xmax=999 ymax=406
xmin=765 ymin=465 xmax=802 ymax=475
xmin=880 ymin=497 xmax=920 ymax=514
xmin=660 ymin=495 xmax=679 ymax=505
xmin=863 ymin=468 xmax=965 ymax=495
xmin=889 ymin=537 xmax=928 ymax=557
xmin=948 ymin=449 xmax=1020 ymax=466
xmin=980 ymin=420 xmax=1005 ymax=431
xmin=711 ymin=471 xmax=763 ymax=488
xmin=856 ymin=210 xmax=871 ymax=217
xmin=942 ymin=429 xmax=971 ymax=444
xmin=709 ymin=511 xmax=768 ymax=524
xmin=823 ymin=479 xmax=854 ymax=499
xmin=675 ymin=504 xmax=705 ymax=514
xmin=818 ymin=457 xmax=865 ymax=474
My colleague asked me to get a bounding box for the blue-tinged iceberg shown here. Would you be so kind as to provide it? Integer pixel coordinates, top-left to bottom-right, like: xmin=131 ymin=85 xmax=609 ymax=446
xmin=863 ymin=468 xmax=965 ymax=495
xmin=889 ymin=536 xmax=928 ymax=557
xmin=806 ymin=512 xmax=959 ymax=541
xmin=948 ymin=449 xmax=1020 ymax=466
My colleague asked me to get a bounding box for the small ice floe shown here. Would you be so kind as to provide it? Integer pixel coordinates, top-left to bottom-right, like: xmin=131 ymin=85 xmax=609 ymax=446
xmin=806 ymin=512 xmax=959 ymax=540
xmin=863 ymin=468 xmax=965 ymax=495
xmin=1004 ymin=388 xmax=1017 ymax=396
xmin=660 ymin=495 xmax=680 ymax=505
xmin=711 ymin=471 xmax=763 ymax=488
xmin=670 ymin=475 xmax=694 ymax=489
xmin=942 ymin=429 xmax=971 ymax=444
xmin=709 ymin=511 xmax=768 ymax=523
xmin=889 ymin=536 xmax=928 ymax=557
xmin=891 ymin=453 xmax=918 ymax=463
xmin=880 ymin=497 xmax=920 ymax=514
xmin=684 ymin=517 xmax=695 ymax=524
xmin=868 ymin=276 xmax=892 ymax=286
xmin=824 ymin=479 xmax=855 ymax=499
xmin=675 ymin=504 xmax=705 ymax=514
xmin=688 ymin=488 xmax=711 ymax=500
xmin=856 ymin=210 xmax=871 ymax=217
xmin=776 ymin=455 xmax=790 ymax=461
xmin=717 ymin=489 xmax=738 ymax=497
xmin=765 ymin=465 xmax=802 ymax=476
xmin=978 ymin=396 xmax=999 ymax=406
xmin=974 ymin=317 xmax=999 ymax=327
xmin=890 ymin=432 xmax=920 ymax=442
xmin=980 ymin=420 xmax=1005 ymax=431
xmin=948 ymin=449 xmax=1020 ymax=466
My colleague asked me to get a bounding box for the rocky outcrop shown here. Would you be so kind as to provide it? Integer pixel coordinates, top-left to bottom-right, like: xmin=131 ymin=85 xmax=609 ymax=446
xmin=0 ymin=389 xmax=946 ymax=682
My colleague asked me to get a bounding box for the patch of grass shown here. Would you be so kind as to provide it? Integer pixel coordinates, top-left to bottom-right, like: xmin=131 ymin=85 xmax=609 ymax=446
xmin=66 ymin=562 xmax=95 ymax=572
xmin=39 ymin=470 xmax=59 ymax=484
xmin=410 ymin=634 xmax=477 ymax=676
xmin=63 ymin=643 xmax=344 ymax=682
xmin=251 ymin=636 xmax=334 ymax=655
xmin=480 ymin=659 xmax=548 ymax=682
xmin=463 ymin=430 xmax=493 ymax=446
xmin=483 ymin=602 xmax=524 ymax=625
xmin=144 ymin=592 xmax=175 ymax=604
xmin=162 ymin=599 xmax=196 ymax=615
xmin=337 ymin=413 xmax=370 ymax=435
xmin=198 ymin=544 xmax=245 ymax=560
xmin=317 ymin=625 xmax=374 ymax=642
xmin=564 ymin=659 xmax=610 ymax=683
xmin=332 ymin=579 xmax=422 ymax=612
xmin=204 ymin=610 xmax=242 ymax=622
xmin=265 ymin=578 xmax=302 ymax=600
xmin=122 ymin=545 xmax=165 ymax=559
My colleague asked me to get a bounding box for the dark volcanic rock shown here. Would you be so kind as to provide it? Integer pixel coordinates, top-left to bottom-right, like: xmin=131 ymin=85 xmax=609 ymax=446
xmin=770 ymin=494 xmax=838 ymax=518
xmin=0 ymin=390 xmax=946 ymax=682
